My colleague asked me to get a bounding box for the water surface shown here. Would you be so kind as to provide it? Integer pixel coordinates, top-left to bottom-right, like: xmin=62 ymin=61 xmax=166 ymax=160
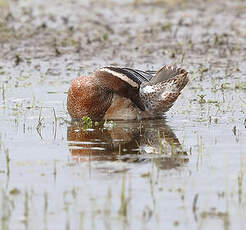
xmin=0 ymin=0 xmax=246 ymax=229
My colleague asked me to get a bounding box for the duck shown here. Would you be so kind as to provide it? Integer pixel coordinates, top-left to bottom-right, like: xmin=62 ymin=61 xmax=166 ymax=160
xmin=67 ymin=65 xmax=188 ymax=120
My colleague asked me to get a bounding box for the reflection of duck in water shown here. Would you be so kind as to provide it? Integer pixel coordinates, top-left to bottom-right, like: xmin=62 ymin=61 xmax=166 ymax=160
xmin=67 ymin=119 xmax=188 ymax=170
xmin=67 ymin=65 xmax=188 ymax=120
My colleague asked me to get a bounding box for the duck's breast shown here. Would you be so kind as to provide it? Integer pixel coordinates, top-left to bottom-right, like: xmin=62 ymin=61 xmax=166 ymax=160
xmin=104 ymin=94 xmax=139 ymax=120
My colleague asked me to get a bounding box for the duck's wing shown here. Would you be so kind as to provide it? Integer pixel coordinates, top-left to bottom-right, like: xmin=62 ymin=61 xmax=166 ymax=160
xmin=139 ymin=65 xmax=189 ymax=114
xmin=150 ymin=65 xmax=188 ymax=84
xmin=121 ymin=67 xmax=153 ymax=84
xmin=99 ymin=67 xmax=153 ymax=87
xmin=95 ymin=67 xmax=154 ymax=111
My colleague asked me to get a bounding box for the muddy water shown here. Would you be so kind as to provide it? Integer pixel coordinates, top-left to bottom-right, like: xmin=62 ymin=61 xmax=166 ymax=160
xmin=0 ymin=0 xmax=246 ymax=229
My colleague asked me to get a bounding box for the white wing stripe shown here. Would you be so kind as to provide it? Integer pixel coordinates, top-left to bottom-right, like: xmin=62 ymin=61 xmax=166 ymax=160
xmin=99 ymin=68 xmax=138 ymax=87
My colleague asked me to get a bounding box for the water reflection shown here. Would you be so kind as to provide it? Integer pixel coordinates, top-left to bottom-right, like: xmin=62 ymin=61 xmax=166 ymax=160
xmin=67 ymin=119 xmax=188 ymax=170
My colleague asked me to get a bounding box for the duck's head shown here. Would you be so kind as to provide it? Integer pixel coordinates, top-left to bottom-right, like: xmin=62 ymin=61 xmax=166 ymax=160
xmin=67 ymin=76 xmax=113 ymax=120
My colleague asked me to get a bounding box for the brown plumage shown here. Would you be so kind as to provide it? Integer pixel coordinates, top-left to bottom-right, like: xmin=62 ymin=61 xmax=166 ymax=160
xmin=67 ymin=65 xmax=189 ymax=120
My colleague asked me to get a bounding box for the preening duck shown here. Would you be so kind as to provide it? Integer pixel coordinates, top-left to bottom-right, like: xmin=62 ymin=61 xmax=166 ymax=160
xmin=67 ymin=65 xmax=189 ymax=120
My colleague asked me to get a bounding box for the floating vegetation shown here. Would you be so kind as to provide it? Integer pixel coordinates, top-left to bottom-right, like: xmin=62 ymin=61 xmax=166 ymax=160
xmin=235 ymin=81 xmax=246 ymax=90
xmin=198 ymin=94 xmax=206 ymax=104
xmin=79 ymin=116 xmax=94 ymax=130
xmin=9 ymin=188 xmax=21 ymax=196
xmin=103 ymin=120 xmax=116 ymax=129
xmin=221 ymin=81 xmax=246 ymax=91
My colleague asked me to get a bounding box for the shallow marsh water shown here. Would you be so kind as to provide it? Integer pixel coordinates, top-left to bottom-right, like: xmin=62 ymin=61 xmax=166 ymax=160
xmin=0 ymin=0 xmax=246 ymax=229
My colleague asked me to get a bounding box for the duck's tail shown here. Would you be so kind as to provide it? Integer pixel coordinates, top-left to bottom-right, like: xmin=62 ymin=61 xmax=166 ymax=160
xmin=139 ymin=65 xmax=189 ymax=115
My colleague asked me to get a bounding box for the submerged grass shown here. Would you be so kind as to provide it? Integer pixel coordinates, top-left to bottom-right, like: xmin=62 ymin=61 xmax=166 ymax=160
xmin=4 ymin=147 xmax=10 ymax=177
xmin=119 ymin=175 xmax=128 ymax=218
xmin=36 ymin=107 xmax=43 ymax=139
xmin=1 ymin=83 xmax=5 ymax=104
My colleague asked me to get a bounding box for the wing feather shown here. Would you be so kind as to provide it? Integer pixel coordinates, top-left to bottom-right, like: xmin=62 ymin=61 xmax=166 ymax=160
xmin=101 ymin=67 xmax=153 ymax=86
